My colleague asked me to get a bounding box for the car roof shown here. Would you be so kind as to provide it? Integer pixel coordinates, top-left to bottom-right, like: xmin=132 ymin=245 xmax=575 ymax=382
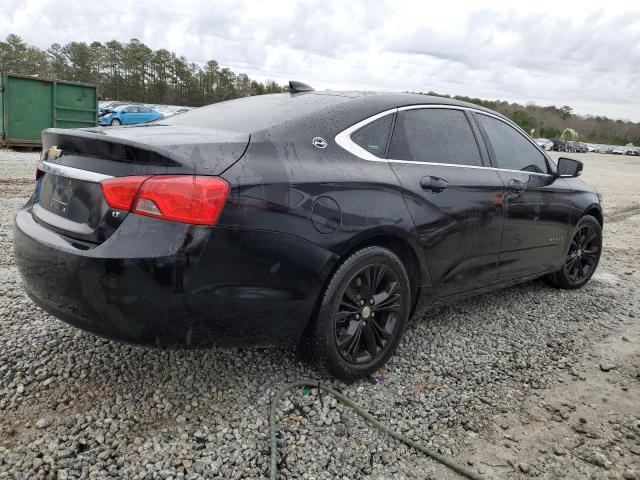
xmin=119 ymin=104 xmax=155 ymax=109
xmin=163 ymin=90 xmax=511 ymax=135
xmin=304 ymin=90 xmax=505 ymax=117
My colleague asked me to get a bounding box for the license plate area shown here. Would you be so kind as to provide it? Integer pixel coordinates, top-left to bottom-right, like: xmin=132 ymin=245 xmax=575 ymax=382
xmin=37 ymin=172 xmax=103 ymax=224
xmin=32 ymin=162 xmax=125 ymax=244
xmin=49 ymin=176 xmax=73 ymax=214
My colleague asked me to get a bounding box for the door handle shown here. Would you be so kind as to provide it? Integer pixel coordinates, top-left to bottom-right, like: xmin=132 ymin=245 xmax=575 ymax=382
xmin=420 ymin=176 xmax=448 ymax=192
xmin=507 ymin=179 xmax=526 ymax=194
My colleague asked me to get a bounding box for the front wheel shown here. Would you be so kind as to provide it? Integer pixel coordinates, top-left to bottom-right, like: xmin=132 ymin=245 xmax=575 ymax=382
xmin=301 ymin=246 xmax=411 ymax=381
xmin=545 ymin=215 xmax=602 ymax=289
xmin=110 ymin=118 xmax=122 ymax=126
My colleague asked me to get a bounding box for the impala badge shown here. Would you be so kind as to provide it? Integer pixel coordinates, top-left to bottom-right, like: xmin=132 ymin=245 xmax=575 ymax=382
xmin=312 ymin=137 xmax=328 ymax=149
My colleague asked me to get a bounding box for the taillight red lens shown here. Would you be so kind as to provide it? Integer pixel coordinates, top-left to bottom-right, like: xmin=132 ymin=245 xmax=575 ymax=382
xmin=101 ymin=176 xmax=151 ymax=211
xmin=100 ymin=175 xmax=230 ymax=226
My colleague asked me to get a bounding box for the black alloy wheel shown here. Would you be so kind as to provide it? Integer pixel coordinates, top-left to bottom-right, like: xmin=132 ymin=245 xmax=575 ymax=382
xmin=302 ymin=246 xmax=411 ymax=381
xmin=335 ymin=264 xmax=401 ymax=365
xmin=565 ymin=223 xmax=600 ymax=283
xmin=546 ymin=215 xmax=602 ymax=289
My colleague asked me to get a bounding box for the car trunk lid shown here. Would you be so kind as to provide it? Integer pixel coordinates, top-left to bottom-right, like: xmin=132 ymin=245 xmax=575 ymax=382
xmin=33 ymin=124 xmax=248 ymax=244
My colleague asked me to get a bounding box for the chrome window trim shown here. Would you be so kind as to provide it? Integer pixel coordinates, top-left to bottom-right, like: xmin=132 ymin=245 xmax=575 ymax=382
xmin=38 ymin=160 xmax=113 ymax=183
xmin=334 ymin=107 xmax=398 ymax=163
xmin=334 ymin=104 xmax=555 ymax=177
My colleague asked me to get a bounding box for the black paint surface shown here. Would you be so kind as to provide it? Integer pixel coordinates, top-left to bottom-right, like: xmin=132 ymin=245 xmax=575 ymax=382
xmin=14 ymin=92 xmax=602 ymax=347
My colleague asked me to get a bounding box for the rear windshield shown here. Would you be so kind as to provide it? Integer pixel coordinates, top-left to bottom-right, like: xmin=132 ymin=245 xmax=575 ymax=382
xmin=162 ymin=93 xmax=352 ymax=133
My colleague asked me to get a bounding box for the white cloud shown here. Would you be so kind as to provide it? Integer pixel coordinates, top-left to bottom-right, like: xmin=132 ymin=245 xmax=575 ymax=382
xmin=1 ymin=0 xmax=639 ymax=120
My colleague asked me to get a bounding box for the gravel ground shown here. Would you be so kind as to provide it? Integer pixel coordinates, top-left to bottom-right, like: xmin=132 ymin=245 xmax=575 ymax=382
xmin=0 ymin=149 xmax=638 ymax=479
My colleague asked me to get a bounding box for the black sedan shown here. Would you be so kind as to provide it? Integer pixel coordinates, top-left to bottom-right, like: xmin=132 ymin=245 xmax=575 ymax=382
xmin=549 ymin=138 xmax=567 ymax=152
xmin=14 ymin=85 xmax=603 ymax=381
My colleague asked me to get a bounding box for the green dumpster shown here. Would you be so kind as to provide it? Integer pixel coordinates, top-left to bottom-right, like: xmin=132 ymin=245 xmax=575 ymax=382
xmin=0 ymin=73 xmax=98 ymax=147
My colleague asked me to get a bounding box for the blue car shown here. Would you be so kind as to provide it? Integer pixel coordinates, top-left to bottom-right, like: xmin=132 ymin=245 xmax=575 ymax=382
xmin=99 ymin=104 xmax=163 ymax=126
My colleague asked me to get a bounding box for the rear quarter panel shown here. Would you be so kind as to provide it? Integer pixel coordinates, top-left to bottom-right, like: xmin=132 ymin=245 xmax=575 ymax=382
xmin=219 ymin=122 xmax=428 ymax=286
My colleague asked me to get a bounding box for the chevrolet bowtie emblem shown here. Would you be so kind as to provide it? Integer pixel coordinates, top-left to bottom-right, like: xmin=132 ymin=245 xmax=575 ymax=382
xmin=48 ymin=146 xmax=62 ymax=159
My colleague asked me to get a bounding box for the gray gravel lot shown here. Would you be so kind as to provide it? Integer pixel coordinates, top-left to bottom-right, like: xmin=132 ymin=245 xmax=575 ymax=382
xmin=0 ymin=149 xmax=638 ymax=479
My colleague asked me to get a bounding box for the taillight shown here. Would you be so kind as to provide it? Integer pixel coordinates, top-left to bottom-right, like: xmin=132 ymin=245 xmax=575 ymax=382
xmin=133 ymin=176 xmax=230 ymax=225
xmin=101 ymin=176 xmax=151 ymax=211
xmin=100 ymin=175 xmax=230 ymax=225
xmin=36 ymin=166 xmax=44 ymax=181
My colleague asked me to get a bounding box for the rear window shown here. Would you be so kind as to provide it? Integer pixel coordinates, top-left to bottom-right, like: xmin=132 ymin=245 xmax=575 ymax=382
xmin=163 ymin=93 xmax=352 ymax=133
xmin=388 ymin=109 xmax=482 ymax=166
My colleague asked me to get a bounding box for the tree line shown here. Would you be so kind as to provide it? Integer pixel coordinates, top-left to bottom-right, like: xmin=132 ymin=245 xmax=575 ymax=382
xmin=1 ymin=34 xmax=638 ymax=145
xmin=0 ymin=34 xmax=286 ymax=106
xmin=417 ymin=92 xmax=640 ymax=146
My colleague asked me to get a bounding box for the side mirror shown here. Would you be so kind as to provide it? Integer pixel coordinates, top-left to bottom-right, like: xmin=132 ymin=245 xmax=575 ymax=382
xmin=557 ymin=157 xmax=583 ymax=177
xmin=120 ymin=111 xmax=126 ymax=115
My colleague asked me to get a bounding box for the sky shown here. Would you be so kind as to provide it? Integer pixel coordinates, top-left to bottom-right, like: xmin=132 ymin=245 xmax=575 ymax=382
xmin=2 ymin=0 xmax=640 ymax=121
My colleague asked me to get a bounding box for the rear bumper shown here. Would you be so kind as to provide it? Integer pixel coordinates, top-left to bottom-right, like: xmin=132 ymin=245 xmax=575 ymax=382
xmin=14 ymin=206 xmax=336 ymax=347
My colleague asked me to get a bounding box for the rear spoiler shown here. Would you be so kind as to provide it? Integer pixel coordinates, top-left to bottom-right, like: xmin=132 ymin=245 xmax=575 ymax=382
xmin=41 ymin=125 xmax=251 ymax=175
xmin=42 ymin=128 xmax=181 ymax=167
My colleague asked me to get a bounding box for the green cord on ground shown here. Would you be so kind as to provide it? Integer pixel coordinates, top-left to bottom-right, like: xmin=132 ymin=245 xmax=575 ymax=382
xmin=270 ymin=379 xmax=484 ymax=480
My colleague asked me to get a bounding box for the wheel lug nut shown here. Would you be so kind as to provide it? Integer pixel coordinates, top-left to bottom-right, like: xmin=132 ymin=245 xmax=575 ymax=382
xmin=355 ymin=314 xmax=360 ymax=319
xmin=369 ymin=299 xmax=374 ymax=305
xmin=360 ymin=300 xmax=365 ymax=306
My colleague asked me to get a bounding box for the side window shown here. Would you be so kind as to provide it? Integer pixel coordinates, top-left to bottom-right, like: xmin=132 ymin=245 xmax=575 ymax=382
xmin=126 ymin=106 xmax=138 ymax=113
xmin=140 ymin=107 xmax=151 ymax=113
xmin=387 ymin=109 xmax=482 ymax=166
xmin=351 ymin=114 xmax=393 ymax=158
xmin=476 ymin=114 xmax=549 ymax=174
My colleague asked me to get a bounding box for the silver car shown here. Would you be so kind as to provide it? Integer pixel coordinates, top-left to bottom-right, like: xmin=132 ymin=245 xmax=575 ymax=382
xmin=534 ymin=138 xmax=553 ymax=151
xmin=611 ymin=146 xmax=628 ymax=155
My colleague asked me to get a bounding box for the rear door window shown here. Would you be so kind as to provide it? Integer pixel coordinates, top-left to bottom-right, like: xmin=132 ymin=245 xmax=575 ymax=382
xmin=351 ymin=114 xmax=394 ymax=158
xmin=476 ymin=114 xmax=549 ymax=174
xmin=388 ymin=109 xmax=483 ymax=166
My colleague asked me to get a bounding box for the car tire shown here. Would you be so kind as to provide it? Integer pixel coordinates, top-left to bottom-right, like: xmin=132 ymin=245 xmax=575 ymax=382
xmin=301 ymin=246 xmax=411 ymax=382
xmin=545 ymin=215 xmax=602 ymax=289
xmin=110 ymin=118 xmax=122 ymax=126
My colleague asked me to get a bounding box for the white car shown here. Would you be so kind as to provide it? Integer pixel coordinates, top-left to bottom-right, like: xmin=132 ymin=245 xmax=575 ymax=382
xmin=534 ymin=138 xmax=553 ymax=150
